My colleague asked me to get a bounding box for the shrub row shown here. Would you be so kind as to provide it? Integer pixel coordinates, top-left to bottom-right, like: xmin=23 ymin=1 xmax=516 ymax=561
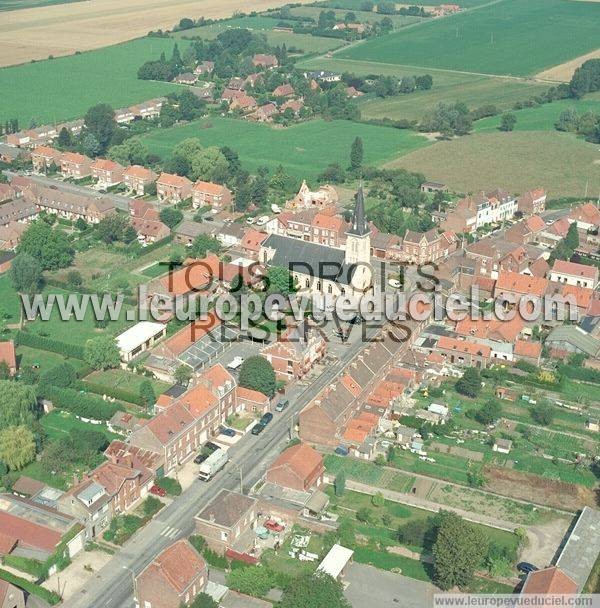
xmin=78 ymin=381 xmax=143 ymax=406
xmin=14 ymin=330 xmax=85 ymax=360
xmin=0 ymin=569 xmax=60 ymax=605
xmin=41 ymin=385 xmax=120 ymax=420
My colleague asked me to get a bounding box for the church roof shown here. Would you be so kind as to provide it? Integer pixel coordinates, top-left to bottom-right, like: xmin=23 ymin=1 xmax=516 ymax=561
xmin=346 ymin=186 xmax=370 ymax=237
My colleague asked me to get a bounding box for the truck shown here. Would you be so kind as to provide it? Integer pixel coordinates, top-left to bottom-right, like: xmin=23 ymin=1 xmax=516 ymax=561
xmin=198 ymin=447 xmax=229 ymax=481
xmin=227 ymin=356 xmax=244 ymax=371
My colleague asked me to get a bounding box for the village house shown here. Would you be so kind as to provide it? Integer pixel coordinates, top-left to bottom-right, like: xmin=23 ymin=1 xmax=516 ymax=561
xmin=156 ymin=173 xmax=193 ymax=204
xmin=504 ymin=215 xmax=546 ymax=245
xmin=31 ymin=145 xmax=62 ymax=173
xmin=195 ymin=490 xmax=257 ymax=554
xmin=240 ymin=228 xmax=268 ymax=256
xmin=250 ymin=102 xmax=279 ymax=123
xmin=174 ymin=220 xmax=218 ymax=246
xmin=442 ymin=189 xmax=517 ymax=233
xmin=190 ymin=81 xmax=216 ymax=101
xmin=261 ymin=321 xmax=327 ymax=380
xmin=244 ymin=73 xmax=263 ymax=89
xmin=345 ymin=86 xmax=363 ymax=98
xmin=514 ymin=340 xmax=542 ymax=365
xmin=114 ymin=107 xmax=136 ymax=124
xmin=272 ymin=83 xmax=294 ymax=98
xmin=421 ymin=181 xmax=447 ymax=194
xmin=230 ymin=94 xmax=258 ymax=113
xmin=493 ymin=438 xmax=513 ymax=454
xmin=29 ymin=185 xmax=116 ymax=223
xmin=0 ymin=143 xmax=25 ymax=165
xmin=400 ymin=228 xmax=456 ymax=264
xmin=123 ymin=165 xmax=157 ymax=196
xmin=494 ymin=270 xmax=549 ymax=304
xmin=0 ymin=222 xmax=28 ymax=250
xmin=0 ymin=197 xmax=37 ymax=226
xmin=90 ymin=158 xmax=124 ymax=189
xmin=252 ymin=54 xmax=278 ymax=69
xmin=221 ymin=88 xmax=244 ymax=103
xmin=130 ymin=97 xmax=166 ymax=120
xmin=60 ymin=151 xmax=92 ymax=179
xmin=333 ymin=22 xmax=366 ymax=33
xmin=192 ymin=180 xmax=233 ymax=211
xmin=550 ymin=259 xmax=598 ymax=289
xmin=135 ymin=540 xmax=208 ymax=608
xmin=266 ymin=442 xmax=324 ymax=492
xmin=280 ymin=98 xmax=304 ymax=115
xmin=194 ymin=60 xmax=214 ymax=75
xmin=217 ymin=222 xmax=246 ymax=248
xmin=435 ymin=336 xmax=491 ymax=369
xmin=173 ymin=72 xmax=198 ymax=85
xmin=517 ymin=188 xmax=546 ymax=215
xmin=236 ymin=386 xmax=270 ymax=415
xmin=0 ymin=184 xmax=16 ymax=204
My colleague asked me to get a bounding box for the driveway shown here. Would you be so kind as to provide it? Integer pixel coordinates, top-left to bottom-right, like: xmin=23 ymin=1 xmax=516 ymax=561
xmin=344 ymin=563 xmax=435 ymax=608
xmin=521 ymin=518 xmax=573 ymax=568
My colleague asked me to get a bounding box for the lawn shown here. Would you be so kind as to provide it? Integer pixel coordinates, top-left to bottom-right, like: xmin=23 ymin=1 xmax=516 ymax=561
xmin=0 ymin=273 xmax=22 ymax=323
xmin=0 ymin=37 xmax=191 ymax=125
xmin=84 ymin=369 xmax=170 ymax=395
xmin=140 ymin=117 xmax=429 ymax=180
xmin=325 ymin=454 xmax=416 ymax=491
xmin=390 ymin=131 xmax=600 ymax=198
xmin=474 ymin=96 xmax=600 ymax=133
xmin=16 ymin=345 xmax=87 ymax=375
xmin=40 ymin=409 xmax=120 ymax=442
xmin=337 ymin=0 xmax=600 ymax=77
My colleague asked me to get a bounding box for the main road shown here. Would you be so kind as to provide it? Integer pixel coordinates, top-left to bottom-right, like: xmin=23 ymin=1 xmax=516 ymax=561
xmin=63 ymin=319 xmax=400 ymax=608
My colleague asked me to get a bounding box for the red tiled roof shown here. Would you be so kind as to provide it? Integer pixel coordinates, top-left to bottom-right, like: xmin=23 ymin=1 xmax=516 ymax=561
xmin=0 ymin=511 xmax=62 ymax=554
xmin=146 ymin=402 xmax=194 ymax=445
xmin=32 ymin=145 xmax=61 ymax=158
xmin=124 ymin=165 xmax=155 ymax=180
xmin=269 ymin=442 xmax=323 ymax=482
xmin=455 ymin=316 xmax=524 ymax=342
xmin=241 ymin=229 xmax=267 ymax=252
xmin=146 ymin=540 xmax=206 ymax=594
xmin=157 ymin=173 xmax=192 ymax=188
xmin=312 ymin=213 xmax=345 ymax=232
xmin=193 ymin=180 xmax=228 ymax=196
xmin=178 ymin=383 xmax=218 ymax=419
xmin=525 ymin=215 xmax=546 ymax=233
xmin=0 ymin=341 xmax=16 ymax=369
xmin=552 ymin=260 xmax=598 ymax=281
xmin=437 ymin=336 xmax=491 ymax=358
xmin=237 ymin=386 xmax=269 ymax=404
xmin=91 ymin=158 xmax=123 ymax=172
xmin=495 ymin=270 xmax=548 ymax=297
xmin=158 ymin=254 xmax=220 ymax=296
xmin=521 ymin=566 xmax=577 ymax=595
xmin=560 ymin=284 xmax=594 ymax=310
xmin=514 ymin=340 xmax=541 ymax=359
xmin=341 ymin=373 xmax=361 ymax=397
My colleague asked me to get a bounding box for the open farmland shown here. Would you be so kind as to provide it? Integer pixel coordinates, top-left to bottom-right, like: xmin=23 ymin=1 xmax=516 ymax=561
xmin=140 ymin=117 xmax=429 ymax=181
xmin=389 ymin=131 xmax=600 ymax=198
xmin=0 ymin=37 xmax=192 ymax=125
xmin=337 ymin=0 xmax=600 ymax=77
xmin=0 ymin=0 xmax=82 ymax=10
xmin=0 ymin=0 xmax=314 ymax=67
xmin=288 ymin=6 xmax=424 ymax=27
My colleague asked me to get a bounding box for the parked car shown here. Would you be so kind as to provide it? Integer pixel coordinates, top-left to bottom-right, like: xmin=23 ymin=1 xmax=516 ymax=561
xmin=260 ymin=412 xmax=273 ymax=426
xmin=205 ymin=441 xmax=220 ymax=453
xmin=251 ymin=422 xmax=265 ymax=436
xmin=517 ymin=562 xmax=538 ymax=574
xmin=275 ymin=399 xmax=289 ymax=412
xmin=334 ymin=445 xmax=349 ymax=456
xmin=219 ymin=426 xmax=236 ymax=437
xmin=149 ymin=485 xmax=166 ymax=497
xmin=265 ymin=520 xmax=284 ymax=532
xmin=194 ymin=453 xmax=209 ymax=464
xmin=227 ymin=356 xmax=244 ymax=371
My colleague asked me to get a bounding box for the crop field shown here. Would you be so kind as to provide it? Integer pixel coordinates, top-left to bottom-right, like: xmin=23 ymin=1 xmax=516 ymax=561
xmin=0 ymin=0 xmax=314 ymax=67
xmin=140 ymin=117 xmax=429 ymax=181
xmin=337 ymin=0 xmax=600 ymax=77
xmin=390 ymin=131 xmax=600 ymax=198
xmin=0 ymin=37 xmax=194 ymax=126
xmin=0 ymin=0 xmax=82 ymax=10
xmin=474 ymin=95 xmax=600 ymax=133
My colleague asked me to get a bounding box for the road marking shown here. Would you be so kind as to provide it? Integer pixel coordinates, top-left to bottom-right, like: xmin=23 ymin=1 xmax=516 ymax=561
xmin=160 ymin=526 xmax=180 ymax=539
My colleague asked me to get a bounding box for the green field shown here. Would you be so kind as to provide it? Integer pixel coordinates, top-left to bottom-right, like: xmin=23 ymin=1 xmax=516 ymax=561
xmin=474 ymin=96 xmax=600 ymax=133
xmin=0 ymin=0 xmax=82 ymax=10
xmin=337 ymin=0 xmax=600 ymax=76
xmin=0 ymin=37 xmax=191 ymax=125
xmin=390 ymin=131 xmax=600 ymax=198
xmin=16 ymin=345 xmax=87 ymax=375
xmin=140 ymin=117 xmax=429 ymax=180
xmin=320 ymin=0 xmax=492 ymax=6
xmin=40 ymin=410 xmax=120 ymax=442
xmin=289 ymin=6 xmax=424 ymax=27
xmin=0 ymin=273 xmax=22 ymax=322
xmin=84 ymin=368 xmax=169 ymax=395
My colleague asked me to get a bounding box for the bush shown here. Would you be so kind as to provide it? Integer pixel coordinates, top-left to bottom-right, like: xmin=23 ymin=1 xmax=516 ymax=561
xmin=40 ymin=385 xmax=120 ymax=420
xmin=79 ymin=381 xmax=142 ymax=405
xmin=14 ymin=330 xmax=85 ymax=359
xmin=203 ymin=547 xmax=229 ymax=569
xmin=226 ymin=565 xmax=277 ymax=597
xmin=0 ymin=570 xmax=60 ymax=605
xmin=155 ymin=476 xmax=182 ymax=496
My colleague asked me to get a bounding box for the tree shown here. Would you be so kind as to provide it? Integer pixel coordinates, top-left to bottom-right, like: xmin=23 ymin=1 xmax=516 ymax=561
xmin=318 ymin=163 xmax=346 ymax=184
xmin=432 ymin=511 xmax=488 ymax=590
xmin=174 ymin=365 xmax=193 ymax=386
xmin=238 ymin=356 xmax=276 ymax=397
xmin=499 ymin=112 xmax=517 ymax=132
xmin=9 ymin=253 xmax=42 ymax=294
xmin=455 ymin=368 xmax=481 ymax=398
xmin=531 ymin=403 xmax=554 ymax=426
xmin=96 ymin=214 xmax=130 ymax=244
xmin=0 ymin=362 xmax=10 ymax=380
xmin=17 ymin=221 xmax=74 ymax=270
xmin=66 ymin=270 xmax=83 ymax=288
xmin=188 ymin=592 xmax=218 ymax=608
xmin=84 ymin=103 xmax=118 ymax=154
xmin=265 ymin=266 xmax=295 ymax=297
xmin=159 ymin=208 xmax=183 ymax=229
xmin=57 ymin=127 xmax=73 ymax=148
xmin=416 ymin=74 xmax=433 ymax=90
xmin=139 ymin=380 xmax=156 ymax=411
xmin=81 ymin=133 xmax=101 ymax=157
xmin=108 ymin=137 xmax=149 ymax=166
xmin=0 ymin=381 xmax=38 ymax=429
xmin=190 ymin=147 xmax=229 ymax=182
xmin=280 ymin=571 xmax=351 ymax=608
xmin=349 ymin=136 xmax=363 ymax=171
xmin=189 ymin=234 xmax=221 ymax=259
xmin=474 ymin=399 xmax=502 ymax=425
xmin=84 ymin=335 xmax=120 ymax=370
xmin=334 ymin=470 xmax=346 ymax=496
xmin=226 ymin=565 xmax=275 ymax=597
xmin=0 ymin=426 xmax=36 ymax=471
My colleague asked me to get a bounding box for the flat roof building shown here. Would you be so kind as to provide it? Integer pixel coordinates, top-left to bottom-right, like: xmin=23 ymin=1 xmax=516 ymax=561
xmin=116 ymin=321 xmax=166 ymax=362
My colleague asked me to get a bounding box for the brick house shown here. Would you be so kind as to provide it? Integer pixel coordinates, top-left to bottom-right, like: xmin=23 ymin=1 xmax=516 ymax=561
xmin=0 ymin=223 xmax=28 ymax=250
xmin=132 ymin=217 xmax=170 ymax=244
xmin=91 ymin=460 xmax=149 ymax=515
xmin=0 ymin=341 xmax=17 ymax=375
xmin=250 ymin=103 xmax=279 ymax=123
xmin=60 ymin=152 xmax=92 ymax=179
xmin=114 ymin=107 xmax=136 ymax=124
xmin=194 ymin=490 xmax=257 ymax=554
xmin=135 ymin=540 xmax=207 ymax=608
xmin=436 ymin=336 xmax=491 ymax=369
xmin=157 ymin=173 xmax=193 ymax=204
xmin=230 ymin=94 xmax=258 ymax=113
xmin=123 ymin=165 xmax=158 ymax=196
xmin=30 ymin=185 xmax=116 ymax=223
xmin=236 ymin=387 xmax=270 ymax=415
xmin=0 ymin=198 xmax=37 ymax=226
xmin=273 ymin=83 xmax=294 ymax=97
xmin=442 ymin=189 xmax=517 ymax=233
xmin=514 ymin=339 xmax=542 ymax=366
xmin=57 ymin=478 xmax=112 ymax=539
xmin=280 ymin=98 xmax=304 ymax=115
xmin=550 ymin=260 xmax=598 ymax=289
xmin=494 ymin=270 xmax=549 ymax=304
xmin=91 ymin=159 xmax=125 ymax=189
xmin=252 ymin=54 xmax=278 ymax=69
xmin=504 ymin=215 xmax=546 ymax=245
xmin=517 ymin=188 xmax=546 ymax=215
xmin=240 ymin=229 xmax=268 ymax=257
xmin=266 ymin=442 xmax=324 ymax=492
xmin=400 ymin=228 xmax=456 ymax=264
xmin=261 ymin=322 xmax=327 ymax=380
xmin=31 ymin=146 xmax=62 ymax=173
xmin=192 ymin=181 xmax=233 ymax=211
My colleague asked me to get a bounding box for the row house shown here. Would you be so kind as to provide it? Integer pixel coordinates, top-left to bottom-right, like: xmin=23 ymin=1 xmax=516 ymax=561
xmin=27 ymin=185 xmax=115 ymax=223
xmin=494 ymin=270 xmax=549 ymax=305
xmin=57 ymin=479 xmax=112 ymax=540
xmin=90 ymin=158 xmax=124 ymax=189
xmin=192 ymin=180 xmax=233 ymax=211
xmin=123 ymin=165 xmax=157 ymax=196
xmin=436 ymin=336 xmax=491 ymax=369
xmin=442 ymin=189 xmax=517 ymax=233
xmin=135 ymin=540 xmax=207 ymax=608
xmin=466 ymin=237 xmax=545 ymax=279
xmin=130 ymin=97 xmax=166 ymax=120
xmin=0 ymin=184 xmax=16 ymax=203
xmin=31 ymin=145 xmax=63 ymax=173
xmin=217 ymin=222 xmax=245 ymax=248
xmin=0 ymin=222 xmax=28 ymax=250
xmin=60 ymin=151 xmax=92 ymax=179
xmin=400 ymin=228 xmax=457 ymax=264
xmin=240 ymin=228 xmax=268 ymax=257
xmin=0 ymin=198 xmax=38 ymax=226
xmin=550 ymin=260 xmax=598 ymax=289
xmin=157 ymin=173 xmax=193 ymax=204
xmin=517 ymin=188 xmax=546 ymax=215
xmin=261 ymin=321 xmax=327 ymax=380
xmin=279 ymin=208 xmax=348 ymax=248
xmin=504 ymin=214 xmax=546 ymax=245
xmin=114 ymin=107 xmax=136 ymax=124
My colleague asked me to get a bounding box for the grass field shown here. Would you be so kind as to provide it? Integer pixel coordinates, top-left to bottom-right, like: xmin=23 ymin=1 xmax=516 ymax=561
xmin=0 ymin=37 xmax=193 ymax=125
xmin=84 ymin=369 xmax=170 ymax=395
xmin=0 ymin=273 xmax=22 ymax=322
xmin=40 ymin=410 xmax=120 ymax=442
xmin=389 ymin=131 xmax=600 ymax=198
xmin=140 ymin=117 xmax=429 ymax=180
xmin=16 ymin=345 xmax=87 ymax=375
xmin=337 ymin=0 xmax=600 ymax=77
xmin=474 ymin=95 xmax=600 ymax=133
xmin=289 ymin=6 xmax=424 ymax=27
xmin=0 ymin=0 xmax=82 ymax=10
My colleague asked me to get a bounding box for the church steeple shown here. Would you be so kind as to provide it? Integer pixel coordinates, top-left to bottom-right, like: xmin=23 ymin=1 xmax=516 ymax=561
xmin=347 ymin=185 xmax=370 ymax=237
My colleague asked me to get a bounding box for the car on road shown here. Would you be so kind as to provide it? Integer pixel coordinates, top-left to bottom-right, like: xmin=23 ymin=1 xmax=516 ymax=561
xmin=517 ymin=562 xmax=538 ymax=574
xmin=219 ymin=426 xmax=236 ymax=437
xmin=205 ymin=441 xmax=220 ymax=453
xmin=194 ymin=453 xmax=209 ymax=464
xmin=260 ymin=412 xmax=273 ymax=426
xmin=251 ymin=422 xmax=265 ymax=436
xmin=275 ymin=399 xmax=289 ymax=412
xmin=149 ymin=485 xmax=166 ymax=497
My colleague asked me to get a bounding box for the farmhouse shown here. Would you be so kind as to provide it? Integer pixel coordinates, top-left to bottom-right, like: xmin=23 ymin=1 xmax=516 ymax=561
xmin=173 ymin=72 xmax=198 ymax=85
xmin=157 ymin=173 xmax=193 ymax=204
xmin=252 ymin=54 xmax=278 ymax=69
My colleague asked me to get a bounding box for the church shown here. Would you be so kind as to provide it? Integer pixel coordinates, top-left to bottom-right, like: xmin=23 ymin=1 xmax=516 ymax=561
xmin=260 ymin=186 xmax=373 ymax=297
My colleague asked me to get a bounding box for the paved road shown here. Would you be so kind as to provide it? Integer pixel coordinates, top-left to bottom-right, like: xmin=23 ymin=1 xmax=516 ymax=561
xmin=3 ymin=170 xmax=135 ymax=212
xmin=62 ymin=321 xmax=386 ymax=608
